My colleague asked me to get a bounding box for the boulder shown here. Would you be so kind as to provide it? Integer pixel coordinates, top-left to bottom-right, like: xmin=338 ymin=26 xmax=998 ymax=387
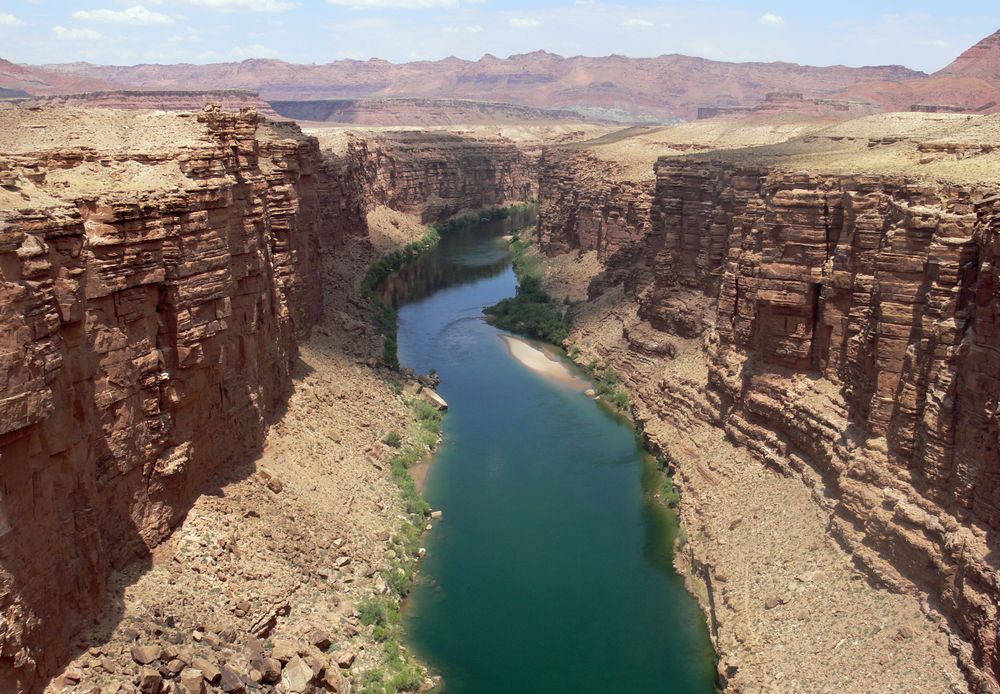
xmin=132 ymin=644 xmax=163 ymax=665
xmin=308 ymin=628 xmax=333 ymax=651
xmin=250 ymin=655 xmax=282 ymax=684
xmin=138 ymin=667 xmax=163 ymax=694
xmin=420 ymin=387 xmax=448 ymax=411
xmin=178 ymin=669 xmax=206 ymax=694
xmin=190 ymin=657 xmax=221 ymax=685
xmin=270 ymin=637 xmax=299 ymax=663
xmin=334 ymin=649 xmax=357 ymax=669
xmin=219 ymin=664 xmax=246 ymax=693
xmin=281 ymin=656 xmax=314 ymax=693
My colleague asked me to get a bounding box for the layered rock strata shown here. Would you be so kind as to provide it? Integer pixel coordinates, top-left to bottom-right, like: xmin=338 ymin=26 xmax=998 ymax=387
xmin=0 ymin=107 xmax=537 ymax=693
xmin=537 ymin=150 xmax=1000 ymax=691
xmin=340 ymin=131 xmax=538 ymax=222
xmin=0 ymin=107 xmax=323 ymax=693
xmin=536 ymin=149 xmax=652 ymax=295
xmin=0 ymin=91 xmax=280 ymax=118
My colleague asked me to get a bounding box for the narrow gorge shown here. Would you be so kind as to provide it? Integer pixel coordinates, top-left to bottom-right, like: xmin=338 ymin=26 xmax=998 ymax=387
xmin=1 ymin=101 xmax=998 ymax=694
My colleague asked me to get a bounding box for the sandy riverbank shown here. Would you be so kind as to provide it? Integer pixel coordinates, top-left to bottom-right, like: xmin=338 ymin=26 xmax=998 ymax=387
xmin=499 ymin=334 xmax=590 ymax=389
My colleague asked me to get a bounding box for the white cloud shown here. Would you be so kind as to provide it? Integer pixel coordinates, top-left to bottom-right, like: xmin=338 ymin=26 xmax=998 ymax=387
xmin=179 ymin=0 xmax=299 ymax=11
xmin=231 ymin=43 xmax=279 ymax=59
xmin=53 ymin=25 xmax=103 ymax=40
xmin=0 ymin=14 xmax=26 ymax=27
xmin=574 ymin=0 xmax=596 ymax=5
xmin=169 ymin=28 xmax=202 ymax=43
xmin=509 ymin=18 xmax=541 ymax=28
xmin=442 ymin=24 xmax=483 ymax=34
xmin=73 ymin=6 xmax=175 ymax=25
xmin=326 ymin=0 xmax=457 ymax=7
xmin=620 ymin=18 xmax=653 ymax=28
xmin=759 ymin=12 xmax=784 ymax=26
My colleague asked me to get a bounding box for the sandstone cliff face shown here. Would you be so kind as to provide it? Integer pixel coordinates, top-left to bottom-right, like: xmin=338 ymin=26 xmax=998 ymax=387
xmin=536 ymin=149 xmax=652 ymax=296
xmin=537 ymin=149 xmax=652 ymax=260
xmin=0 ymin=107 xmax=324 ymax=693
xmin=537 ymin=155 xmax=1000 ymax=691
xmin=340 ymin=131 xmax=538 ymax=222
xmin=0 ymin=107 xmax=541 ymax=693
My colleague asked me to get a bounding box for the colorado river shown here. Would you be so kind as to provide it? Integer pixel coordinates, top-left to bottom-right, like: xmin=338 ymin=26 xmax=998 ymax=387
xmin=388 ymin=209 xmax=717 ymax=693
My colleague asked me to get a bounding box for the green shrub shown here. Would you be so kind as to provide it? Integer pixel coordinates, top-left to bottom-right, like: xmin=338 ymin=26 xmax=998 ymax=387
xmin=359 ymin=667 xmax=386 ymax=694
xmin=592 ymin=367 xmax=629 ymax=412
xmin=660 ymin=476 xmax=681 ymax=508
xmin=389 ymin=665 xmax=424 ymax=691
xmin=359 ymin=598 xmax=396 ymax=628
xmin=484 ymin=237 xmax=570 ymax=344
xmin=382 ymin=431 xmax=403 ymax=449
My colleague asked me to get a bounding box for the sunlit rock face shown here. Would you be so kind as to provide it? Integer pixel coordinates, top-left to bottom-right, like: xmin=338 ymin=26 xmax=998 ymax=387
xmin=0 ymin=107 xmax=538 ymax=693
xmin=536 ymin=153 xmax=1000 ymax=692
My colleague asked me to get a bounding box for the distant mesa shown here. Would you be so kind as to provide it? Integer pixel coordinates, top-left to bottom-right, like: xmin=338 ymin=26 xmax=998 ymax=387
xmin=1 ymin=26 xmax=999 ymax=122
xmin=0 ymin=51 xmax=925 ymax=123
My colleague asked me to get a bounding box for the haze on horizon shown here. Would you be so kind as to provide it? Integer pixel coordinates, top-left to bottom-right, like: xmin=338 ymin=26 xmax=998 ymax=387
xmin=0 ymin=0 xmax=997 ymax=73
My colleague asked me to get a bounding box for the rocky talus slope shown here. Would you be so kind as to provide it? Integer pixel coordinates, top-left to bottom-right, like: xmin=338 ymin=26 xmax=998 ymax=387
xmin=0 ymin=106 xmax=535 ymax=693
xmin=535 ymin=117 xmax=1000 ymax=693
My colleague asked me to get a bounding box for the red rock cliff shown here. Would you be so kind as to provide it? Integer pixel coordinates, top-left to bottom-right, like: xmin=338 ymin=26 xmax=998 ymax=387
xmin=342 ymin=131 xmax=538 ymax=222
xmin=0 ymin=107 xmax=326 ymax=692
xmin=537 ymin=155 xmax=1000 ymax=691
xmin=0 ymin=108 xmax=541 ymax=693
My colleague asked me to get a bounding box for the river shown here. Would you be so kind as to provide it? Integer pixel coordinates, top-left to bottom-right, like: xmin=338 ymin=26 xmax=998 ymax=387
xmin=387 ymin=209 xmax=717 ymax=693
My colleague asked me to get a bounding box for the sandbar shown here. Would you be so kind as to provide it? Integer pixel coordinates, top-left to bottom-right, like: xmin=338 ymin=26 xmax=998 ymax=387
xmin=499 ymin=334 xmax=590 ymax=389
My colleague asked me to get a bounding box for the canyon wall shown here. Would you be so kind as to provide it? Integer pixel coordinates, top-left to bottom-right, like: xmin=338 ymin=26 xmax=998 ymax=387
xmin=340 ymin=132 xmax=538 ymax=222
xmin=0 ymin=107 xmax=324 ymax=693
xmin=537 ymin=154 xmax=1000 ymax=691
xmin=536 ymin=149 xmax=652 ymax=295
xmin=0 ymin=108 xmax=538 ymax=693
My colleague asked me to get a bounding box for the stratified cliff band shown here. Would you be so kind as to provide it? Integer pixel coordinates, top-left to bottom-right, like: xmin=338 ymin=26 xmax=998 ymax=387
xmin=534 ymin=121 xmax=1000 ymax=691
xmin=0 ymin=106 xmax=535 ymax=693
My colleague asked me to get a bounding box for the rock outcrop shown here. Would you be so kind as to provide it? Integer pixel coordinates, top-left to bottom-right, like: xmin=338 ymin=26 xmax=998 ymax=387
xmin=537 ymin=149 xmax=652 ymax=260
xmin=536 ymin=149 xmax=652 ymax=296
xmin=536 ymin=144 xmax=1000 ymax=691
xmin=0 ymin=106 xmax=323 ymax=693
xmin=1 ymin=91 xmax=281 ymax=119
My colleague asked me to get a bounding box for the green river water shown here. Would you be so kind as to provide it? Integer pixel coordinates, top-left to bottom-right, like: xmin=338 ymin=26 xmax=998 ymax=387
xmin=385 ymin=209 xmax=717 ymax=693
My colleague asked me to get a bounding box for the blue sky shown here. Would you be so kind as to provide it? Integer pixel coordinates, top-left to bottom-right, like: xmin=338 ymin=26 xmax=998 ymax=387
xmin=0 ymin=0 xmax=996 ymax=71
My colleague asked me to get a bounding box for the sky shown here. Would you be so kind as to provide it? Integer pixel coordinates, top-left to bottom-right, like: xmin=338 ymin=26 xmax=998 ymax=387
xmin=0 ymin=0 xmax=997 ymax=72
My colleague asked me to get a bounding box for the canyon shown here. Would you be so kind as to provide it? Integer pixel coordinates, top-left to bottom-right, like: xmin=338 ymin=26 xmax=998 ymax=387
xmin=533 ymin=114 xmax=1000 ymax=692
xmin=0 ymin=106 xmax=537 ymax=693
xmin=1 ymin=26 xmax=1000 ymax=694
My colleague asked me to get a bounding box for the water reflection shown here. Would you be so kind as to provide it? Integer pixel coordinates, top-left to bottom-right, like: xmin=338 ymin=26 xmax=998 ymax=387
xmin=380 ymin=207 xmax=536 ymax=308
